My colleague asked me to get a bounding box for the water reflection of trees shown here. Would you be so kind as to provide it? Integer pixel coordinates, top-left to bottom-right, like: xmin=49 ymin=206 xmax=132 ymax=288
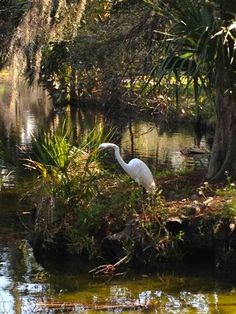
xmin=0 ymin=81 xmax=209 ymax=173
xmin=121 ymin=121 xmax=197 ymax=171
xmin=0 ymin=82 xmax=52 ymax=153
xmin=0 ymin=228 xmax=234 ymax=314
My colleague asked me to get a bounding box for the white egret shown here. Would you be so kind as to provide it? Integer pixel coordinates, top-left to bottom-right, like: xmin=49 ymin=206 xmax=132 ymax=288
xmin=98 ymin=143 xmax=156 ymax=193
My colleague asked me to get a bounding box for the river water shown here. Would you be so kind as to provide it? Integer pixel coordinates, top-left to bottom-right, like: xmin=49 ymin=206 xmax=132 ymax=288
xmin=0 ymin=82 xmax=235 ymax=313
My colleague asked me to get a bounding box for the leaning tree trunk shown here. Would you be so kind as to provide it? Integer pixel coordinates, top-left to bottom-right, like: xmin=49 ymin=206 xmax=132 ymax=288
xmin=207 ymin=83 xmax=236 ymax=181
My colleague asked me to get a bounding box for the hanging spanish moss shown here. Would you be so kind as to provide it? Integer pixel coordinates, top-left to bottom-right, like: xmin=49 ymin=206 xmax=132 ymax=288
xmin=6 ymin=0 xmax=87 ymax=84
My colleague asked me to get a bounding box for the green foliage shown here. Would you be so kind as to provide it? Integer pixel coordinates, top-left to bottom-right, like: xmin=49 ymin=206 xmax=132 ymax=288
xmin=119 ymin=215 xmax=185 ymax=265
xmin=40 ymin=0 xmax=163 ymax=108
xmin=214 ymin=172 xmax=236 ymax=218
xmin=64 ymin=228 xmax=97 ymax=257
xmin=216 ymin=172 xmax=236 ymax=198
xmin=0 ymin=170 xmax=14 ymax=191
xmin=30 ymin=120 xmax=73 ymax=177
xmin=1 ymin=0 xmax=88 ymax=83
xmin=26 ymin=119 xmax=111 ymax=198
xmin=148 ymin=0 xmax=236 ymax=102
xmin=26 ymin=122 xmax=208 ymax=265
xmin=0 ymin=0 xmax=28 ymax=67
xmin=221 ymin=201 xmax=236 ymax=219
xmin=25 ymin=122 xmax=122 ymax=253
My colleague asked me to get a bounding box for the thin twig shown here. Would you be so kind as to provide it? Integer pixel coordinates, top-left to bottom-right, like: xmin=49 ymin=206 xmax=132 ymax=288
xmin=89 ymin=255 xmax=130 ymax=275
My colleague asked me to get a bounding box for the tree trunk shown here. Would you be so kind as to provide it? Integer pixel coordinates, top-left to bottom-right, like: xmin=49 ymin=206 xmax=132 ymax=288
xmin=207 ymin=87 xmax=236 ymax=181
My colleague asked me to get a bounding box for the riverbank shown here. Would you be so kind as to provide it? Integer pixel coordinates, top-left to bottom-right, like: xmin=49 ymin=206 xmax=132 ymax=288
xmin=28 ymin=169 xmax=236 ymax=274
xmin=1 ymin=172 xmax=236 ymax=314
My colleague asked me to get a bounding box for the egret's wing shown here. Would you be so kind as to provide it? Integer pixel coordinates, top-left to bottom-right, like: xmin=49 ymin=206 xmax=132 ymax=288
xmin=128 ymin=158 xmax=155 ymax=192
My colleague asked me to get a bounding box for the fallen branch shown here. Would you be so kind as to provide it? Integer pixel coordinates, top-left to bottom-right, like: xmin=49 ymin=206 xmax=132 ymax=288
xmin=36 ymin=301 xmax=149 ymax=311
xmin=89 ymin=255 xmax=130 ymax=275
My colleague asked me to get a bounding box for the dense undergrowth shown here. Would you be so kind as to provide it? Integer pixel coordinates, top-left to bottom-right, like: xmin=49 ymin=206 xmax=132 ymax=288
xmin=24 ymin=124 xmax=236 ymax=272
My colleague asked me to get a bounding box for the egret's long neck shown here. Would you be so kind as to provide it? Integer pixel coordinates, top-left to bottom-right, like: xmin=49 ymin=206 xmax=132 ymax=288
xmin=113 ymin=146 xmax=128 ymax=172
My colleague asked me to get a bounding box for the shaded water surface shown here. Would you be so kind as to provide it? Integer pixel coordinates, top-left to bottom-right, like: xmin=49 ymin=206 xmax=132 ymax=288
xmin=0 ymin=81 xmax=209 ymax=175
xmin=1 ymin=82 xmax=235 ymax=314
xmin=0 ymin=209 xmax=236 ymax=314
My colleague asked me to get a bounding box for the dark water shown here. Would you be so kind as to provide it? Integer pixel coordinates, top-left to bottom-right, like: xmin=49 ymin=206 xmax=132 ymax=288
xmin=0 ymin=80 xmax=209 ymax=174
xmin=0 ymin=212 xmax=236 ymax=314
xmin=1 ymin=81 xmax=235 ymax=314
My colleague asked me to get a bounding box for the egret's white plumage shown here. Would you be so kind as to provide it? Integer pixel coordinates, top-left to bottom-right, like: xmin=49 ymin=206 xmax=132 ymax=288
xmin=98 ymin=143 xmax=156 ymax=193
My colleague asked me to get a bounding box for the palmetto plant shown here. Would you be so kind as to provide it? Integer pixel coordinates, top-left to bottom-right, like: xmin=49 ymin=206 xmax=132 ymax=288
xmin=148 ymin=0 xmax=236 ymax=180
xmin=150 ymin=0 xmax=215 ymax=97
xmin=27 ymin=120 xmax=73 ymax=183
xmin=26 ymin=121 xmax=114 ymax=202
xmin=24 ymin=122 xmax=120 ymax=255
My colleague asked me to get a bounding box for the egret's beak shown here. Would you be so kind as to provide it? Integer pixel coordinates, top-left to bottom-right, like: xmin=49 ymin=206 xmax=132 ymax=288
xmin=98 ymin=145 xmax=104 ymax=151
xmin=98 ymin=144 xmax=107 ymax=151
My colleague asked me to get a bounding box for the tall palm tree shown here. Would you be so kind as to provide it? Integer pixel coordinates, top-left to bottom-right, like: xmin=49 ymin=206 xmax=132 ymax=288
xmin=150 ymin=0 xmax=236 ymax=180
